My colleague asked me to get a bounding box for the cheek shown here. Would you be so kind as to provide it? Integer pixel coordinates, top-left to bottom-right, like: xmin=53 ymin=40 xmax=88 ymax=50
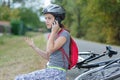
xmin=45 ymin=21 xmax=54 ymax=28
xmin=47 ymin=25 xmax=51 ymax=29
xmin=46 ymin=22 xmax=52 ymax=29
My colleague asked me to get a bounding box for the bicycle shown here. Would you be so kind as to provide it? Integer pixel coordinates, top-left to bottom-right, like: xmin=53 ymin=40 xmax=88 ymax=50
xmin=74 ymin=46 xmax=120 ymax=80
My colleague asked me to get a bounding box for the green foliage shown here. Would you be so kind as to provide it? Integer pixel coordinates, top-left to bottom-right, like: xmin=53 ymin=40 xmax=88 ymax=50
xmin=10 ymin=8 xmax=20 ymax=20
xmin=0 ymin=6 xmax=43 ymax=31
xmin=18 ymin=8 xmax=40 ymax=27
xmin=54 ymin=0 xmax=120 ymax=45
xmin=11 ymin=20 xmax=26 ymax=35
xmin=0 ymin=6 xmax=21 ymax=21
xmin=0 ymin=0 xmax=120 ymax=45
xmin=97 ymin=0 xmax=120 ymax=45
xmin=0 ymin=6 xmax=11 ymax=20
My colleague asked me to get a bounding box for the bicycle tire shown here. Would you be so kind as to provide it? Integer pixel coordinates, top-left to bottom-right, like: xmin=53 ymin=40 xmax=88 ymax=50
xmin=75 ymin=62 xmax=120 ymax=80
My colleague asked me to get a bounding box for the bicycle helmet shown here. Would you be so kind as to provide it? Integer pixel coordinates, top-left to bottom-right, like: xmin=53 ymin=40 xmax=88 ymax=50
xmin=42 ymin=4 xmax=65 ymax=25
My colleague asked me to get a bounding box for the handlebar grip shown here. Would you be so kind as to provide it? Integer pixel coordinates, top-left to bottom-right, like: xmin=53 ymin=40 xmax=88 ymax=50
xmin=108 ymin=50 xmax=117 ymax=57
xmin=106 ymin=46 xmax=117 ymax=57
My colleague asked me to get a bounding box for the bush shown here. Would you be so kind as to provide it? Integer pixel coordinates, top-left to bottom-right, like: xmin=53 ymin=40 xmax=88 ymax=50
xmin=11 ymin=20 xmax=26 ymax=35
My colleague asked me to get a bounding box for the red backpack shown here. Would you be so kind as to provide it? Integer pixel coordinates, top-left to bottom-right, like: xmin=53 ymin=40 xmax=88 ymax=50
xmin=58 ymin=29 xmax=78 ymax=70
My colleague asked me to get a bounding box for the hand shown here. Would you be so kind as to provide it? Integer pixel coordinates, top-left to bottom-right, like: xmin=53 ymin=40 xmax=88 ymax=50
xmin=51 ymin=20 xmax=60 ymax=34
xmin=24 ymin=37 xmax=35 ymax=47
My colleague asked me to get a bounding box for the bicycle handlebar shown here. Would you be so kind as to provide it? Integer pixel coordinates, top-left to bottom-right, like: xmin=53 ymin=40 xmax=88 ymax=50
xmin=76 ymin=46 xmax=118 ymax=69
xmin=106 ymin=46 xmax=117 ymax=57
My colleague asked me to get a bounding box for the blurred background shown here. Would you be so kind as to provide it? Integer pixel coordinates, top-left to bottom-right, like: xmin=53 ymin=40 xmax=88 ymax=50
xmin=0 ymin=0 xmax=120 ymax=80
xmin=0 ymin=0 xmax=120 ymax=45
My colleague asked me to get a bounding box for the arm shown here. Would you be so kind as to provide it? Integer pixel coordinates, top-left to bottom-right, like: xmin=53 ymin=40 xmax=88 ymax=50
xmin=24 ymin=37 xmax=49 ymax=60
xmin=47 ymin=32 xmax=67 ymax=55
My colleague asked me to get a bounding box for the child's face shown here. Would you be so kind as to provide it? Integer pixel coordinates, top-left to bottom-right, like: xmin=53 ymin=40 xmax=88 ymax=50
xmin=44 ymin=13 xmax=55 ymax=29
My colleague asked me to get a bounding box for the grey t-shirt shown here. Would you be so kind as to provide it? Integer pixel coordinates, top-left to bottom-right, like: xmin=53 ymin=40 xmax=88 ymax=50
xmin=48 ymin=29 xmax=70 ymax=70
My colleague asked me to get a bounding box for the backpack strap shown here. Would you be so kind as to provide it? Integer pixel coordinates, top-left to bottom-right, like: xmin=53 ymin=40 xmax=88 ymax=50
xmin=57 ymin=29 xmax=70 ymax=68
xmin=59 ymin=48 xmax=70 ymax=68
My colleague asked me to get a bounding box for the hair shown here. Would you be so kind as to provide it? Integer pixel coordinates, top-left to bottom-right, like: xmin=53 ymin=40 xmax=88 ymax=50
xmin=61 ymin=24 xmax=70 ymax=33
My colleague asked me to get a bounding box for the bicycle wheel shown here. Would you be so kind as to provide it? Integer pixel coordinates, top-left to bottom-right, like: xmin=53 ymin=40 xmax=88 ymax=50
xmin=75 ymin=62 xmax=120 ymax=80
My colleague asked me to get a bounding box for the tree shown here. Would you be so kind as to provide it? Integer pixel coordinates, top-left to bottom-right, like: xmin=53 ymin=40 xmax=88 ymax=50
xmin=53 ymin=0 xmax=120 ymax=45
xmin=18 ymin=8 xmax=40 ymax=27
xmin=98 ymin=0 xmax=120 ymax=44
xmin=0 ymin=6 xmax=11 ymax=20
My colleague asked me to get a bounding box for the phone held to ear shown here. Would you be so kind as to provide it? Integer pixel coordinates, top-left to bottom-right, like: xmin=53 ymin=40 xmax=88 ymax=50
xmin=55 ymin=17 xmax=61 ymax=26
xmin=52 ymin=17 xmax=60 ymax=27
xmin=48 ymin=17 xmax=61 ymax=32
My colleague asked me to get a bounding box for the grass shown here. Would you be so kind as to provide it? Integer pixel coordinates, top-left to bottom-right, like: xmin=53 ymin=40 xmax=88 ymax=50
xmin=0 ymin=32 xmax=47 ymax=80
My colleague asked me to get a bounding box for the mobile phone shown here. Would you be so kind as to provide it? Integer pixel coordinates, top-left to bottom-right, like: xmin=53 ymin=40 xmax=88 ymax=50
xmin=55 ymin=17 xmax=61 ymax=26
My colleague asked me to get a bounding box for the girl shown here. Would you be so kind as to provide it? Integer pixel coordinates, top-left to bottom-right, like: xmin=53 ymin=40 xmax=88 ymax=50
xmin=15 ymin=4 xmax=70 ymax=80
